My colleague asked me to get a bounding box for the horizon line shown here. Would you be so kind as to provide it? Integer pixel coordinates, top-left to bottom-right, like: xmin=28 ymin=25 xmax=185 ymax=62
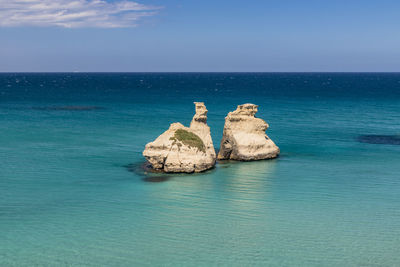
xmin=1 ymin=71 xmax=400 ymax=74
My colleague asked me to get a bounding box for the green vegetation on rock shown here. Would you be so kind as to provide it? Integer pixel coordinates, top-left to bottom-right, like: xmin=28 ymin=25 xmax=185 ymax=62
xmin=170 ymin=129 xmax=206 ymax=153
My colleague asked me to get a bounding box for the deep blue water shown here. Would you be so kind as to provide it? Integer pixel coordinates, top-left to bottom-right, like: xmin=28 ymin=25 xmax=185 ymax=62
xmin=1 ymin=73 xmax=400 ymax=266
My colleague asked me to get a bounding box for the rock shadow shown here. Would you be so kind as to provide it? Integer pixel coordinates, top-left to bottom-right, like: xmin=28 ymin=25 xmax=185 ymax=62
xmin=124 ymin=162 xmax=175 ymax=183
xmin=124 ymin=161 xmax=216 ymax=183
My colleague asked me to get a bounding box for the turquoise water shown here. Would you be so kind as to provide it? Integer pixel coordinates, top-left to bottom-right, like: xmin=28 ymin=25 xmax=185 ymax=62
xmin=1 ymin=73 xmax=400 ymax=266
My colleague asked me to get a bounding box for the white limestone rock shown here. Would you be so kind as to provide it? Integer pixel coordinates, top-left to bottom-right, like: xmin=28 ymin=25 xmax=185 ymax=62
xmin=143 ymin=102 xmax=216 ymax=173
xmin=217 ymin=104 xmax=279 ymax=161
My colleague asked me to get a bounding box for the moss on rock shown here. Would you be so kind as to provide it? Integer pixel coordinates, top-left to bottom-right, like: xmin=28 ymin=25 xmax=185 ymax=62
xmin=170 ymin=129 xmax=206 ymax=153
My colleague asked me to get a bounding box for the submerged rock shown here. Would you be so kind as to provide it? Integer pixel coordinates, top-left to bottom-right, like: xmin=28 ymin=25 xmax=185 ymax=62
xmin=217 ymin=104 xmax=280 ymax=161
xmin=358 ymin=135 xmax=400 ymax=145
xmin=33 ymin=106 xmax=105 ymax=111
xmin=143 ymin=102 xmax=216 ymax=173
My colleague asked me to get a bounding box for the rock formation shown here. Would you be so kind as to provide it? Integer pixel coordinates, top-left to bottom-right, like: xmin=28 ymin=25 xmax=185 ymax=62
xmin=217 ymin=104 xmax=280 ymax=161
xmin=143 ymin=102 xmax=216 ymax=173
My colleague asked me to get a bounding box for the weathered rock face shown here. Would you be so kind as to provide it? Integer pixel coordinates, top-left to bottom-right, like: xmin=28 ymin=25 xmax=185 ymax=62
xmin=143 ymin=102 xmax=216 ymax=173
xmin=217 ymin=104 xmax=280 ymax=161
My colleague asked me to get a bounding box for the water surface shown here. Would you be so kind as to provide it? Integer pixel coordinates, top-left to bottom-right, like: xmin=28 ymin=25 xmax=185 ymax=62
xmin=1 ymin=73 xmax=400 ymax=266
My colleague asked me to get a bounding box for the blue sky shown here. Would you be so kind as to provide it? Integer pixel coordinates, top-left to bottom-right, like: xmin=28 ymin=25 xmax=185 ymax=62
xmin=0 ymin=0 xmax=399 ymax=72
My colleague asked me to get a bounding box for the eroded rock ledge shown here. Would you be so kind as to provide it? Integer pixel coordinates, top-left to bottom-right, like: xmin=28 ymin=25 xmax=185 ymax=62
xmin=143 ymin=102 xmax=216 ymax=173
xmin=217 ymin=104 xmax=280 ymax=161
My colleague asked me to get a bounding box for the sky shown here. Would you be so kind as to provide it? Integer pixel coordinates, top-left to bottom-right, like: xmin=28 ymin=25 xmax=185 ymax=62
xmin=0 ymin=0 xmax=399 ymax=72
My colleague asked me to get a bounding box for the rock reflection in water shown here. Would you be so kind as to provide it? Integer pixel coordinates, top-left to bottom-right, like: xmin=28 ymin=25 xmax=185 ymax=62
xmin=142 ymin=175 xmax=171 ymax=183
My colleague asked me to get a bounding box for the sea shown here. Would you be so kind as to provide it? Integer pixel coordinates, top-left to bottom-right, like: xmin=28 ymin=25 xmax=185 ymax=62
xmin=1 ymin=73 xmax=400 ymax=266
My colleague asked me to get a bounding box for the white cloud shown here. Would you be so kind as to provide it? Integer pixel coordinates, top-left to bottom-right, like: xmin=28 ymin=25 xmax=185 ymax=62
xmin=0 ymin=0 xmax=161 ymax=28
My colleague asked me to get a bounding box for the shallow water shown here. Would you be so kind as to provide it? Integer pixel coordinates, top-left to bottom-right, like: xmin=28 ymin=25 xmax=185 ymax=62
xmin=1 ymin=73 xmax=400 ymax=266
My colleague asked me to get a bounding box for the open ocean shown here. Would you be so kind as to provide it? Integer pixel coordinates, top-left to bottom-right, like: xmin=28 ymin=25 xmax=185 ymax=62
xmin=1 ymin=73 xmax=400 ymax=266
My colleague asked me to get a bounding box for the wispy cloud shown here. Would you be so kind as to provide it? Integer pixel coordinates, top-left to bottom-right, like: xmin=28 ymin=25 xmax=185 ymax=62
xmin=0 ymin=0 xmax=161 ymax=28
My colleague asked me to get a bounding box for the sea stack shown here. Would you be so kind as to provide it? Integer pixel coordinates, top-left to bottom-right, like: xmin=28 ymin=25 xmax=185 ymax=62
xmin=143 ymin=102 xmax=216 ymax=173
xmin=217 ymin=104 xmax=280 ymax=161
